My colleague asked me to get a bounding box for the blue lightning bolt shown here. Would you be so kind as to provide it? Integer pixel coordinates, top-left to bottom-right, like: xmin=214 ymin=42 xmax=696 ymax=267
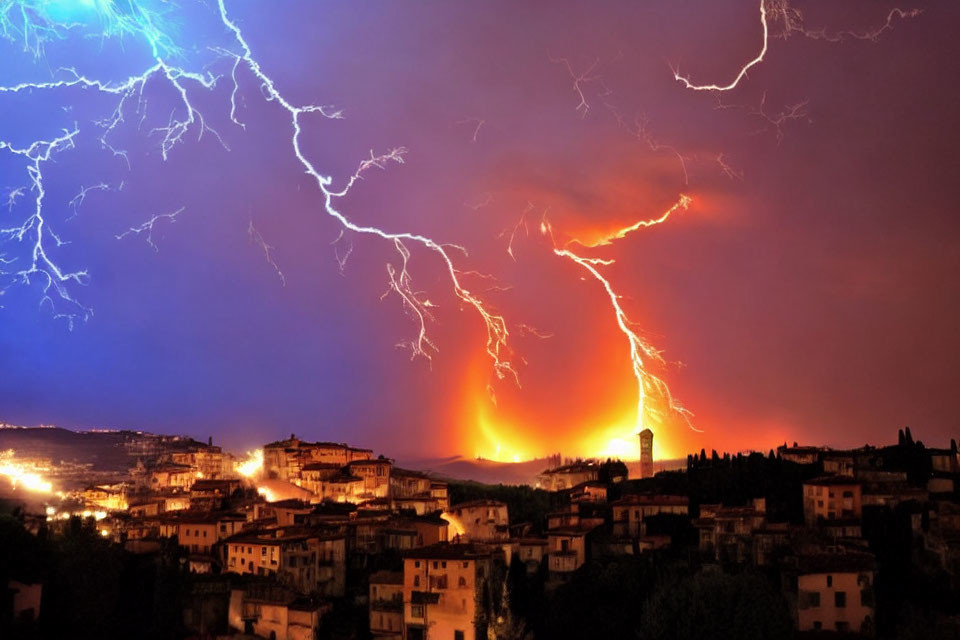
xmin=0 ymin=0 xmax=518 ymax=385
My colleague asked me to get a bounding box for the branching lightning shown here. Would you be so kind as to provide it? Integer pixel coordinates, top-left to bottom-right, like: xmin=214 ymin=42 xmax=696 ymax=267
xmin=672 ymin=0 xmax=920 ymax=93
xmin=0 ymin=0 xmax=519 ymax=389
xmin=248 ymin=218 xmax=285 ymax=286
xmin=0 ymin=126 xmax=91 ymax=326
xmin=544 ymin=195 xmax=698 ymax=434
xmin=115 ymin=206 xmax=186 ymax=251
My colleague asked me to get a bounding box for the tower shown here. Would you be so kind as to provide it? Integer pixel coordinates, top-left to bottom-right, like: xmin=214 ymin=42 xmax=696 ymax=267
xmin=639 ymin=428 xmax=654 ymax=479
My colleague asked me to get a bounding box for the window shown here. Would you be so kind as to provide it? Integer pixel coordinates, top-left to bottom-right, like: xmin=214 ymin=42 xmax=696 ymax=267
xmin=835 ymin=591 xmax=846 ymax=608
xmin=414 ymin=576 xmax=420 ymax=587
xmin=433 ymin=561 xmax=439 ymax=569
xmin=262 ymin=547 xmax=267 ymax=556
xmin=826 ymin=575 xmax=832 ymax=587
xmin=463 ymin=561 xmax=469 ymax=568
xmin=441 ymin=561 xmax=447 ymax=568
xmin=836 ymin=622 xmax=849 ymax=632
xmin=415 ymin=561 xmax=421 ymax=568
xmin=800 ymin=591 xmax=820 ymax=608
xmin=455 ymin=631 xmax=465 ymax=640
xmin=411 ymin=604 xmax=424 ymax=618
xmin=458 ymin=576 xmax=467 ymax=587
xmin=813 ymin=621 xmax=822 ymax=630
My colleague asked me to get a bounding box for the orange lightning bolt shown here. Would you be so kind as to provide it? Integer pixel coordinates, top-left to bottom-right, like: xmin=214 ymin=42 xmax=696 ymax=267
xmin=544 ymin=194 xmax=699 ymax=442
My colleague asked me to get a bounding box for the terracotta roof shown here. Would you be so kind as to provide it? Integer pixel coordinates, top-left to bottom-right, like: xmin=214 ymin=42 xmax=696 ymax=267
xmin=804 ymin=475 xmax=862 ymax=487
xmin=403 ymin=543 xmax=492 ymax=560
xmin=611 ymin=494 xmax=689 ymax=507
xmin=450 ymin=499 xmax=506 ymax=511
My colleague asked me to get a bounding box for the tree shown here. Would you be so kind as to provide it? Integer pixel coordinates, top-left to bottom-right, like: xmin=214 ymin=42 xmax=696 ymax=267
xmin=640 ymin=572 xmax=793 ymax=640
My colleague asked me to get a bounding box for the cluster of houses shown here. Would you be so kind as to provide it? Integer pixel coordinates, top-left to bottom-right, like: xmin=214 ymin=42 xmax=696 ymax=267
xmin=11 ymin=429 xmax=960 ymax=639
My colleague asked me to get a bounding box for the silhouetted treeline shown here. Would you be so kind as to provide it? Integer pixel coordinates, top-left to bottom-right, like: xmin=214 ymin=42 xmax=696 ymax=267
xmin=1 ymin=512 xmax=187 ymax=640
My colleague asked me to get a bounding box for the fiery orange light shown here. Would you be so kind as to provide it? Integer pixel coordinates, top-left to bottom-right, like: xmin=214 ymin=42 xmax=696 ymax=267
xmin=546 ymin=194 xmax=696 ymax=460
xmin=0 ymin=450 xmax=53 ymax=493
xmin=235 ymin=448 xmax=263 ymax=478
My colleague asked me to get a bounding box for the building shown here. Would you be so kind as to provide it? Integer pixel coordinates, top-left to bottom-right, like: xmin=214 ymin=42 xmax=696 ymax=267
xmin=564 ymin=481 xmax=608 ymax=504
xmin=445 ymin=500 xmax=509 ymax=542
xmin=346 ymin=457 xmax=392 ymax=500
xmin=173 ymin=512 xmax=246 ymax=557
xmin=149 ymin=463 xmax=196 ymax=491
xmin=169 ymin=446 xmax=231 ymax=479
xmin=264 ymin=435 xmax=374 ymax=482
xmin=795 ymin=553 xmax=875 ymax=634
xmin=803 ymin=476 xmax=863 ymax=526
xmin=694 ymin=500 xmax=778 ymax=564
xmin=369 ymin=571 xmax=404 ymax=639
xmin=611 ymin=494 xmax=689 ymax=538
xmin=778 ymin=445 xmax=822 ymax=465
xmin=223 ymin=526 xmax=346 ymax=596
xmin=547 ymin=525 xmax=597 ymax=580
xmin=228 ymin=581 xmax=328 ymax=640
xmin=639 ymin=428 xmax=654 ymax=479
xmin=538 ymin=462 xmax=599 ymax=491
xmin=402 ymin=543 xmax=492 ymax=640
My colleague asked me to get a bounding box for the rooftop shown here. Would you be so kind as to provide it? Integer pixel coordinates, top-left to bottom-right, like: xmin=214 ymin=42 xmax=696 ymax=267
xmin=611 ymin=494 xmax=689 ymax=507
xmin=403 ymin=543 xmax=492 ymax=560
xmin=450 ymin=499 xmax=506 ymax=511
xmin=805 ymin=475 xmax=862 ymax=487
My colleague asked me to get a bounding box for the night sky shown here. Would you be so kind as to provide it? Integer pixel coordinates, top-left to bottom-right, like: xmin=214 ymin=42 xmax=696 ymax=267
xmin=1 ymin=0 xmax=958 ymax=461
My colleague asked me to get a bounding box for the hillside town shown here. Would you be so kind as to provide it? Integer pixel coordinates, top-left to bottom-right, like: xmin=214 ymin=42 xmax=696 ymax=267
xmin=3 ymin=426 xmax=960 ymax=639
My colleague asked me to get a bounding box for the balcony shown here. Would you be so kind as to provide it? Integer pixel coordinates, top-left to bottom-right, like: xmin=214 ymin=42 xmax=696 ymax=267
xmin=371 ymin=595 xmax=404 ymax=613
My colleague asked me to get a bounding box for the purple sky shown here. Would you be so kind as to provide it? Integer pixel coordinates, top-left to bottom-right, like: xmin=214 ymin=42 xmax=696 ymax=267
xmin=1 ymin=0 xmax=957 ymax=460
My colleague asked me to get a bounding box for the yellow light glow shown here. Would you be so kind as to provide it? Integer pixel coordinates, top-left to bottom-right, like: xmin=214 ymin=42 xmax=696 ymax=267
xmin=0 ymin=450 xmax=53 ymax=493
xmin=236 ymin=449 xmax=264 ymax=478
xmin=440 ymin=512 xmax=465 ymax=538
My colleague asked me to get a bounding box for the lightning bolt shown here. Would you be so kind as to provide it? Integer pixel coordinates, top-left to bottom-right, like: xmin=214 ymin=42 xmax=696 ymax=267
xmin=248 ymin=218 xmax=285 ymax=286
xmin=0 ymin=126 xmax=90 ymax=326
xmin=115 ymin=206 xmax=186 ymax=252
xmin=1 ymin=0 xmax=519 ymax=388
xmin=213 ymin=1 xmax=518 ymax=381
xmin=672 ymin=0 xmax=920 ymax=93
xmin=544 ymin=195 xmax=698 ymax=435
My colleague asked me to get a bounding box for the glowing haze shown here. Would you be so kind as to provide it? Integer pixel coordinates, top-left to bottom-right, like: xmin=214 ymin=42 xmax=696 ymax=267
xmin=1 ymin=1 xmax=958 ymax=463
